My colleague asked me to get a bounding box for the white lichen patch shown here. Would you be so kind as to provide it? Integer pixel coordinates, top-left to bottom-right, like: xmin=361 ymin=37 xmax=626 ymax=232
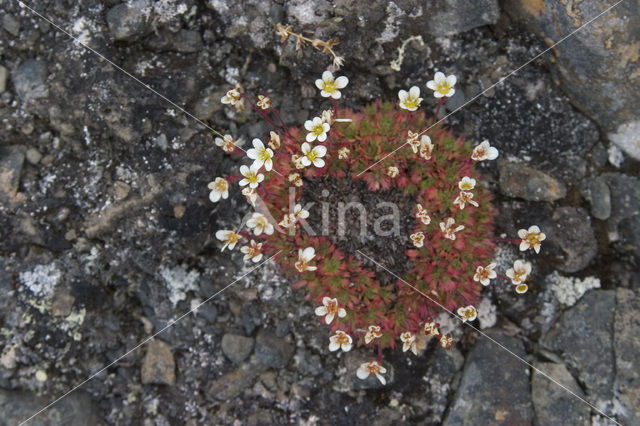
xmin=476 ymin=297 xmax=497 ymax=329
xmin=547 ymin=271 xmax=601 ymax=307
xmin=159 ymin=265 xmax=200 ymax=307
xmin=376 ymin=2 xmax=404 ymax=44
xmin=19 ymin=262 xmax=61 ymax=299
xmin=59 ymin=308 xmax=87 ymax=341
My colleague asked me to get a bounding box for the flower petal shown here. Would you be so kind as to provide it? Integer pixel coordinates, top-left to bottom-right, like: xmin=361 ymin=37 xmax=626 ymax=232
xmin=315 ymin=306 xmax=327 ymax=316
xmin=322 ymin=70 xmax=333 ymax=82
xmin=446 ymin=75 xmax=457 ymax=87
xmin=335 ymin=76 xmax=348 ymax=88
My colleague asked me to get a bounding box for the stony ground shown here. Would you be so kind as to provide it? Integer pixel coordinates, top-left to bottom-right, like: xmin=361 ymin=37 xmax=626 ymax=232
xmin=0 ymin=0 xmax=639 ymax=425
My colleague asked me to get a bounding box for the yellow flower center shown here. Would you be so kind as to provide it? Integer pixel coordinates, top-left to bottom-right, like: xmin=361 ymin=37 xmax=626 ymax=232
xmin=306 ymin=149 xmax=318 ymax=162
xmin=404 ymin=97 xmax=420 ymax=109
xmin=336 ymin=333 xmax=350 ymax=345
xmin=258 ymin=148 xmax=272 ymax=161
xmin=246 ymin=171 xmax=258 ymax=184
xmin=214 ymin=180 xmax=228 ymax=192
xmin=322 ymin=80 xmax=336 ymax=93
xmin=436 ymin=81 xmax=452 ymax=95
xmin=366 ymin=363 xmax=381 ymax=375
xmin=526 ymin=233 xmax=541 ymax=246
xmin=312 ymin=124 xmax=325 ymax=136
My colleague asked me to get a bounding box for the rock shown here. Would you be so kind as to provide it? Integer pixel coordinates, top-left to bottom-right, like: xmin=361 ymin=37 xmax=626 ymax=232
xmin=0 ymin=65 xmax=8 ymax=94
xmin=0 ymin=389 xmax=100 ymax=425
xmin=422 ymin=0 xmax=501 ymax=36
xmin=0 ymin=146 xmax=25 ymax=206
xmin=172 ymin=29 xmax=203 ymax=53
xmin=601 ymin=173 xmax=640 ymax=238
xmin=581 ymin=176 xmax=611 ymax=220
xmin=106 ymin=0 xmax=153 ymax=41
xmin=294 ymin=348 xmax=323 ymax=376
xmin=545 ymin=207 xmax=598 ymax=273
xmin=502 ymin=0 xmax=640 ymax=160
xmin=13 ymin=59 xmax=48 ymax=103
xmin=221 ymin=333 xmax=254 ymax=364
xmin=51 ymin=288 xmax=75 ymax=317
xmin=619 ymin=215 xmax=640 ymax=258
xmin=541 ymin=290 xmax=615 ymax=411
xmin=531 ymin=362 xmax=590 ymax=425
xmin=208 ymin=357 xmax=267 ymax=400
xmin=25 ymin=148 xmax=42 ymax=165
xmin=254 ymin=328 xmax=294 ymax=369
xmin=141 ymin=339 xmax=175 ymax=385
xmin=2 ymin=14 xmax=20 ymax=37
xmin=614 ymin=288 xmax=640 ymax=425
xmin=499 ymin=160 xmax=567 ymax=201
xmin=443 ymin=331 xmax=533 ymax=425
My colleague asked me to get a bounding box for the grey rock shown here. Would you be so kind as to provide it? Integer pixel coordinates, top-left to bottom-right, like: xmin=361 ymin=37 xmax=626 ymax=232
xmin=25 ymin=148 xmax=42 ymax=165
xmin=547 ymin=207 xmax=597 ymax=273
xmin=0 ymin=146 xmax=25 ymax=206
xmin=254 ymin=328 xmax=294 ymax=369
xmin=541 ymin=290 xmax=615 ymax=410
xmin=141 ymin=339 xmax=175 ymax=385
xmin=499 ymin=160 xmax=567 ymax=201
xmin=221 ymin=333 xmax=254 ymax=364
xmin=173 ymin=29 xmax=203 ymax=53
xmin=602 ymin=173 xmax=640 ymax=236
xmin=415 ymin=347 xmax=464 ymax=423
xmin=423 ymin=0 xmax=501 ymax=36
xmin=106 ymin=0 xmax=153 ymax=41
xmin=0 ymin=65 xmax=8 ymax=94
xmin=444 ymin=331 xmax=533 ymax=425
xmin=531 ymin=362 xmax=590 ymax=426
xmin=619 ymin=215 xmax=640 ymax=259
xmin=295 ymin=348 xmax=323 ymax=376
xmin=0 ymin=389 xmax=100 ymax=425
xmin=581 ymin=176 xmax=611 ymax=220
xmin=13 ymin=59 xmax=48 ymax=102
xmin=614 ymin=288 xmax=640 ymax=425
xmin=208 ymin=356 xmax=267 ymax=400
xmin=502 ymin=0 xmax=640 ymax=160
xmin=2 ymin=14 xmax=20 ymax=37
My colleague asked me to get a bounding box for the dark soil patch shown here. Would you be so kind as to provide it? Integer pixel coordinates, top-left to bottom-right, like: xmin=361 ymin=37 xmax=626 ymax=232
xmin=300 ymin=176 xmax=415 ymax=285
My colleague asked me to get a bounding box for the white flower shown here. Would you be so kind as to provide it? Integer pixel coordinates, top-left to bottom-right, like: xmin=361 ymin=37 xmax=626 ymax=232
xmin=410 ymin=232 xmax=425 ymax=248
xmin=288 ymin=173 xmax=303 ymax=187
xmin=294 ymin=204 xmax=309 ymax=219
xmin=329 ymin=331 xmax=352 ymax=352
xmin=221 ymin=88 xmax=242 ymax=105
xmin=240 ymin=240 xmax=263 ymax=262
xmin=506 ymin=260 xmax=532 ymax=285
xmin=518 ymin=225 xmax=546 ymax=254
xmin=246 ymin=212 xmax=274 ymax=236
xmin=473 ymin=263 xmax=497 ymax=286
xmin=215 ymin=230 xmax=241 ymax=251
xmin=304 ymin=117 xmax=331 ymax=143
xmin=364 ymin=325 xmax=383 ymax=344
xmin=415 ymin=204 xmax=431 ymax=225
xmin=257 ymin=95 xmax=271 ymax=109
xmin=400 ymin=331 xmax=418 ymax=355
xmin=407 ymin=130 xmax=421 ymax=153
xmin=215 ymin=134 xmax=244 ymax=154
xmin=295 ymin=247 xmax=318 ymax=273
xmin=239 ymin=164 xmax=264 ymax=189
xmin=457 ymin=305 xmax=477 ymax=322
xmin=439 ymin=333 xmax=454 ymax=349
xmin=268 ymin=131 xmax=280 ymax=150
xmin=314 ymin=296 xmax=347 ymax=325
xmin=515 ymin=283 xmax=529 ymax=294
xmin=301 ymin=142 xmax=327 ymax=168
xmin=423 ymin=321 xmax=440 ymax=337
xmin=387 ymin=166 xmax=399 ymax=178
xmin=453 ymin=191 xmax=479 ymax=210
xmin=419 ymin=135 xmax=434 ymax=160
xmin=207 ymin=177 xmax=229 ymax=203
xmin=315 ymin=70 xmax=349 ymax=99
xmin=338 ymin=147 xmax=350 ymax=159
xmin=471 ymin=140 xmax=499 ymax=161
xmin=356 ymin=360 xmax=387 ymax=385
xmin=426 ymin=72 xmax=456 ymax=98
xmin=242 ymin=186 xmax=258 ymax=206
xmin=247 ymin=138 xmax=274 ymax=171
xmin=458 ymin=176 xmax=476 ymax=191
xmin=278 ymin=213 xmax=297 ymax=229
xmin=439 ymin=217 xmax=465 ymax=240
xmin=398 ymin=86 xmax=423 ymax=111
